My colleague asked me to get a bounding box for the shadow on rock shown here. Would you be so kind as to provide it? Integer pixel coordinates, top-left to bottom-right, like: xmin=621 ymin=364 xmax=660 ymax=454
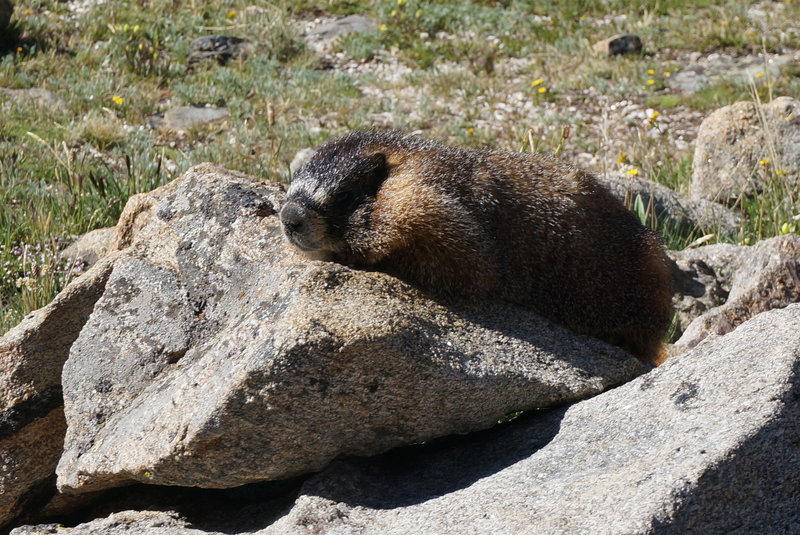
xmin=41 ymin=478 xmax=305 ymax=535
xmin=302 ymin=407 xmax=566 ymax=510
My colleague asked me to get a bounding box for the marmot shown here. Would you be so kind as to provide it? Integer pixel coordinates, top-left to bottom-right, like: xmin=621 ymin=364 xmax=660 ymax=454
xmin=280 ymin=130 xmax=673 ymax=365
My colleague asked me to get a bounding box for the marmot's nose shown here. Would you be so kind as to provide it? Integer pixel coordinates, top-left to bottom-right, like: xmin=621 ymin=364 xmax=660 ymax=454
xmin=280 ymin=202 xmax=307 ymax=234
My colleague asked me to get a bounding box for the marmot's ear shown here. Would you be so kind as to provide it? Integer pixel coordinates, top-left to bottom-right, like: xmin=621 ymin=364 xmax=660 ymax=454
xmin=363 ymin=152 xmax=390 ymax=185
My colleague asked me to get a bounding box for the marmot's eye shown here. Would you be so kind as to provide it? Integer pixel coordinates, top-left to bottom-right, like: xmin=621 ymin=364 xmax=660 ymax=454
xmin=335 ymin=190 xmax=354 ymax=204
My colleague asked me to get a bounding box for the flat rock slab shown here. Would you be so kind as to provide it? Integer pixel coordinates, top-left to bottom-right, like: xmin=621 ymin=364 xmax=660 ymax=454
xmin=55 ymin=164 xmax=646 ymax=495
xmin=148 ymin=106 xmax=230 ymax=131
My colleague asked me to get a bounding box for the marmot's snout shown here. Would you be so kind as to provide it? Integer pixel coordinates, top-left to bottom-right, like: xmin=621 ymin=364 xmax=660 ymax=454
xmin=280 ymin=202 xmax=306 ymax=235
xmin=280 ymin=201 xmax=314 ymax=249
xmin=280 ymin=201 xmax=334 ymax=259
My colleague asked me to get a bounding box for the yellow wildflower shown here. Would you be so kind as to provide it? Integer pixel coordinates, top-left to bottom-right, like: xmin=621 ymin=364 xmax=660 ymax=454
xmin=390 ymin=9 xmax=397 ymax=16
xmin=379 ymin=23 xmax=388 ymax=31
xmin=758 ymin=158 xmax=770 ymax=166
xmin=466 ymin=127 xmax=474 ymax=135
xmin=663 ymin=71 xmax=671 ymax=77
xmin=398 ymin=0 xmax=406 ymax=5
xmin=537 ymin=87 xmax=547 ymax=94
xmin=755 ymin=72 xmax=764 ymax=79
xmin=646 ymin=79 xmax=655 ymax=86
xmin=626 ymin=168 xmax=639 ymax=176
xmin=24 ymin=9 xmax=31 ymax=15
xmin=617 ymin=152 xmax=628 ymax=164
xmin=647 ymin=69 xmax=655 ymax=75
xmin=111 ymin=95 xmax=124 ymax=106
xmin=16 ymin=46 xmax=22 ymax=53
xmin=531 ymin=78 xmax=544 ymax=87
xmin=649 ymin=110 xmax=660 ymax=122
xmin=781 ymin=222 xmax=791 ymax=234
xmin=227 ymin=10 xmax=237 ymax=19
xmin=776 ymin=169 xmax=788 ymax=175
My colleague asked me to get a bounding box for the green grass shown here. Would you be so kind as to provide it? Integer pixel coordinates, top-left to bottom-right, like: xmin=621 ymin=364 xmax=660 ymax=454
xmin=646 ymin=80 xmax=772 ymax=111
xmin=1 ymin=0 xmax=800 ymax=333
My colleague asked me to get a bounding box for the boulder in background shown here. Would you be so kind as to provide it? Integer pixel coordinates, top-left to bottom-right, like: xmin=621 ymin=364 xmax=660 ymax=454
xmin=691 ymin=96 xmax=800 ymax=204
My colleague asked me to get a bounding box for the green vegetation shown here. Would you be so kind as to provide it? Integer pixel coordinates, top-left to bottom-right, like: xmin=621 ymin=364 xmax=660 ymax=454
xmin=2 ymin=0 xmax=800 ymax=332
xmin=646 ymin=80 xmax=772 ymax=111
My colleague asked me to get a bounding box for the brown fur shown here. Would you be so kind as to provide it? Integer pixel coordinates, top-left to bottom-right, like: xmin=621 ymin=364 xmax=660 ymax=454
xmin=280 ymin=130 xmax=673 ymax=364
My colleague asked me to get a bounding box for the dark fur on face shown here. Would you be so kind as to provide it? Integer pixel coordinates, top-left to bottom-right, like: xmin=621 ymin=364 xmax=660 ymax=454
xmin=280 ymin=133 xmax=393 ymax=261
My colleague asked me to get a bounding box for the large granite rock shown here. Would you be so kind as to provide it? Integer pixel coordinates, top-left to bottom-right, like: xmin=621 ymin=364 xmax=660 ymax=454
xmin=691 ymin=96 xmax=800 ymax=204
xmin=13 ymin=304 xmax=800 ymax=534
xmin=0 ymin=255 xmax=119 ymax=530
xmin=263 ymin=304 xmax=800 ymax=535
xmin=55 ymin=164 xmax=646 ymax=495
xmin=14 ymin=162 xmax=798 ymax=534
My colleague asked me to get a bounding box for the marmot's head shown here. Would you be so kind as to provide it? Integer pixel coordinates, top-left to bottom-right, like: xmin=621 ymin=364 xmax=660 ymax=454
xmin=280 ymin=132 xmax=392 ymax=260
